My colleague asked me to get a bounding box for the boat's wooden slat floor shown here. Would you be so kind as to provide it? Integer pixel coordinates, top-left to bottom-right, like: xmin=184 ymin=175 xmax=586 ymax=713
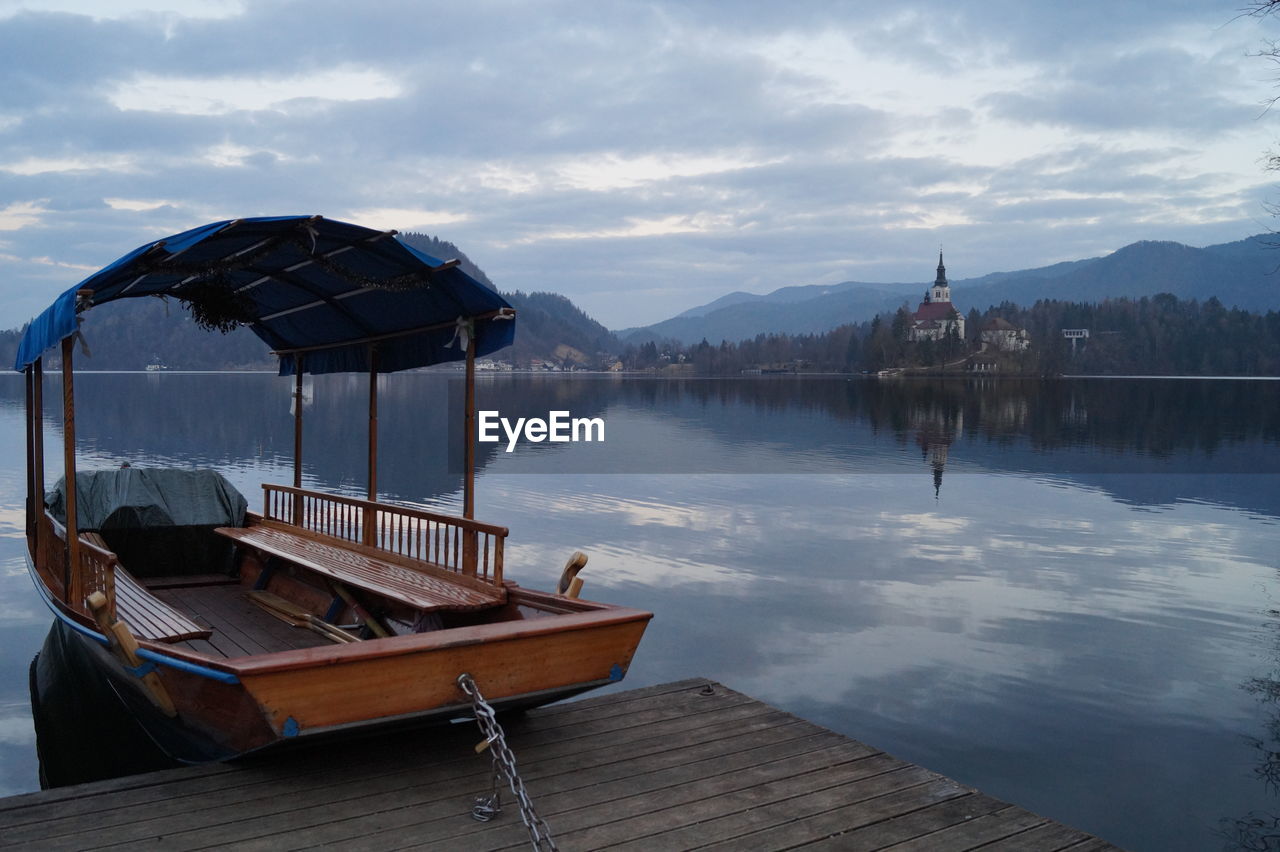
xmin=153 ymin=583 xmax=333 ymax=659
xmin=0 ymin=680 xmax=1119 ymax=851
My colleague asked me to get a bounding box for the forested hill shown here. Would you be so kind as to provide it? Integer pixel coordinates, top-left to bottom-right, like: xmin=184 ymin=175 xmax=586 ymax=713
xmin=397 ymin=232 xmax=495 ymax=288
xmin=0 ymin=234 xmax=620 ymax=370
xmin=620 ymin=294 xmax=1280 ymax=377
xmin=0 ymin=298 xmax=275 ymax=372
xmin=397 ymin=233 xmax=619 ymax=366
xmin=499 ymin=291 xmax=618 ymax=366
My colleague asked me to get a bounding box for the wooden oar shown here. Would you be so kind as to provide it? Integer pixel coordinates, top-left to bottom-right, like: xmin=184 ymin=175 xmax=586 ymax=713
xmin=327 ymin=581 xmax=391 ymax=638
xmin=557 ymin=551 xmax=587 ymax=597
xmin=247 ymin=591 xmax=360 ymax=644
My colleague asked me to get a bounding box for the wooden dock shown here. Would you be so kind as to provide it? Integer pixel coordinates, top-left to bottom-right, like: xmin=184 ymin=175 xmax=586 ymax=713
xmin=0 ymin=679 xmax=1118 ymax=850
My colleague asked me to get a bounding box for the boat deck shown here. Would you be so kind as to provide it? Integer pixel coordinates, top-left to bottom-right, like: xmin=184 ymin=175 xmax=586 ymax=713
xmin=0 ymin=679 xmax=1119 ymax=851
xmin=153 ymin=582 xmax=333 ymax=659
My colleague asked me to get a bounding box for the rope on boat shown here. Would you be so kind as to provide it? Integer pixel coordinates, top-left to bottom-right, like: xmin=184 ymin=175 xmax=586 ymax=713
xmin=457 ymin=673 xmax=558 ymax=851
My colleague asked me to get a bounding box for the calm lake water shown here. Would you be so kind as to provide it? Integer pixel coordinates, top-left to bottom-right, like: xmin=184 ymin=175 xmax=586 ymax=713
xmin=0 ymin=372 xmax=1278 ymax=851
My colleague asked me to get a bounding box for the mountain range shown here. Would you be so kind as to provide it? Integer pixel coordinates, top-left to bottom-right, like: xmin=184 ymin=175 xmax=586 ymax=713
xmin=615 ymin=233 xmax=1280 ymax=345
xmin=5 ymin=231 xmax=1279 ymax=371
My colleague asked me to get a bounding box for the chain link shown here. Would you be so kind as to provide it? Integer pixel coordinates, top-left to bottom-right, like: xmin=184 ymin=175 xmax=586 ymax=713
xmin=457 ymin=673 xmax=558 ymax=851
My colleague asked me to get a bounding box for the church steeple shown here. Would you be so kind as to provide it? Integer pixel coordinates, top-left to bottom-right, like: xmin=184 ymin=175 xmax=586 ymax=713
xmin=910 ymin=248 xmax=966 ymax=343
xmin=930 ymin=250 xmax=951 ymax=303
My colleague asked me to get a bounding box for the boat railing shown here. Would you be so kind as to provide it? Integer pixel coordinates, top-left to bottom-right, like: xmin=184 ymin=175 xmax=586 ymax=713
xmin=261 ymin=484 xmax=507 ymax=586
xmin=38 ymin=511 xmax=118 ymax=621
xmin=34 ymin=511 xmax=66 ymax=601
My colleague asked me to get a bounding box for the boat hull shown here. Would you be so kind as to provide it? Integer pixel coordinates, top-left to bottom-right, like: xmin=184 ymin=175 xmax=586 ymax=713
xmin=27 ymin=559 xmax=651 ymax=775
xmin=237 ymin=610 xmax=650 ymax=738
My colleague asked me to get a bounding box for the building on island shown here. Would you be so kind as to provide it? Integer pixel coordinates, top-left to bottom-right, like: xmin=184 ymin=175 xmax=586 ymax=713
xmin=979 ymin=317 xmax=1030 ymax=352
xmin=970 ymin=356 xmax=1000 ymax=373
xmin=909 ymin=252 xmax=965 ymax=342
xmin=1062 ymin=328 xmax=1089 ymax=354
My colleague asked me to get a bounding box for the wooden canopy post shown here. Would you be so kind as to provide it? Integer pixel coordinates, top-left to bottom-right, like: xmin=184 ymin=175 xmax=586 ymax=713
xmin=60 ymin=337 xmax=81 ymax=610
xmin=464 ymin=333 xmax=476 ymax=520
xmin=24 ymin=366 xmax=34 ymax=540
xmin=292 ymin=356 xmax=304 ymax=527
xmin=31 ymin=358 xmax=44 ymax=552
xmin=293 ymin=356 xmax=304 ymax=490
xmin=363 ymin=346 xmax=379 ymax=546
xmin=462 ymin=332 xmax=478 ymax=575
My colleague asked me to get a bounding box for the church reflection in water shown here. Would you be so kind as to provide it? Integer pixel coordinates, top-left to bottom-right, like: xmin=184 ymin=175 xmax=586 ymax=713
xmin=909 ymin=396 xmax=961 ymax=498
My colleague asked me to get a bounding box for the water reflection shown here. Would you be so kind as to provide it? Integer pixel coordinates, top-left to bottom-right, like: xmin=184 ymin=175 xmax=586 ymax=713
xmin=20 ymin=375 xmax=1279 ymax=485
xmin=1222 ymin=604 xmax=1280 ymax=850
xmin=30 ymin=622 xmax=184 ymax=787
xmin=0 ymin=374 xmax=1275 ymax=851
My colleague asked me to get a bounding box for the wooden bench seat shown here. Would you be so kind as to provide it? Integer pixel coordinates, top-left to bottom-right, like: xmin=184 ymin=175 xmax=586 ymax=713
xmin=215 ymin=525 xmax=507 ymax=613
xmin=80 ymin=532 xmax=212 ymax=644
xmin=115 ymin=568 xmax=214 ymax=643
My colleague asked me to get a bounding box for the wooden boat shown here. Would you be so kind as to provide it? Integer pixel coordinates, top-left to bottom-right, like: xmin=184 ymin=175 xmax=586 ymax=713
xmin=17 ymin=216 xmax=651 ymax=765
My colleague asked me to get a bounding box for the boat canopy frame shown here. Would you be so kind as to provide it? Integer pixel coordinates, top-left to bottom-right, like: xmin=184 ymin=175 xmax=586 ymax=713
xmin=19 ymin=216 xmax=515 ymax=593
xmin=13 ymin=215 xmax=515 ymax=377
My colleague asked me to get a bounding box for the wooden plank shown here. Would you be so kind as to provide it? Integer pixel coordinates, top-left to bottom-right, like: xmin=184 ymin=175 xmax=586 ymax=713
xmin=158 ymin=586 xmax=271 ymax=657
xmin=797 ymin=791 xmax=1013 ymax=850
xmin=974 ymin=820 xmax=1107 ymax=851
xmin=155 ymin=586 xmax=333 ymax=657
xmin=180 ymin=638 xmax=225 ymax=658
xmin=545 ymin=765 xmax=947 ymax=852
xmin=527 ymin=677 xmax=717 ymax=718
xmin=0 ymin=760 xmax=239 ymax=816
xmin=607 ymin=779 xmax=997 ymax=851
xmin=142 ymin=575 xmax=241 ymax=589
xmin=200 ymin=587 xmax=331 ymax=652
xmin=114 ymin=567 xmax=211 ymax=642
xmin=881 ymin=805 xmax=1056 ymax=851
xmin=502 ymin=682 xmax=759 ymax=739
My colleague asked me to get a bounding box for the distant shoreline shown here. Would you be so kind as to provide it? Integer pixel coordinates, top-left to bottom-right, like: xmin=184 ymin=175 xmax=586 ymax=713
xmin=5 ymin=370 xmax=1277 ymax=381
xmin=1060 ymin=374 xmax=1280 ymax=381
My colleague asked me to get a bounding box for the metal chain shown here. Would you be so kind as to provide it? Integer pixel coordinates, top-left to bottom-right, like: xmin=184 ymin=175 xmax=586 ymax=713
xmin=457 ymin=673 xmax=559 ymax=852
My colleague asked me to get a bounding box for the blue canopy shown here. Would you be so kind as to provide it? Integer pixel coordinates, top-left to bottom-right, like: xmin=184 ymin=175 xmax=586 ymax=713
xmin=13 ymin=216 xmax=515 ymax=375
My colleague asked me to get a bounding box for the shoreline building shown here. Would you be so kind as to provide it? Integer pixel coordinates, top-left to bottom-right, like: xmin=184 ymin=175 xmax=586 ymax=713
xmin=909 ymin=252 xmax=965 ymax=342
xmin=979 ymin=317 xmax=1030 ymax=352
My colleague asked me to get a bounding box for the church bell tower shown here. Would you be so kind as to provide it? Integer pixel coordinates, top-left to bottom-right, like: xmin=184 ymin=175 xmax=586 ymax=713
xmin=930 ymin=251 xmax=951 ymax=303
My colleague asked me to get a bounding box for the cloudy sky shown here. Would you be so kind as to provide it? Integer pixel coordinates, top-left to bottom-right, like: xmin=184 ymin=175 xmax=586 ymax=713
xmin=1 ymin=0 xmax=1278 ymax=329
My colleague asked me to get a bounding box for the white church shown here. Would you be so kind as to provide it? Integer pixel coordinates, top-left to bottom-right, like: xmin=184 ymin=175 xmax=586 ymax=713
xmin=908 ymin=252 xmax=965 ymax=342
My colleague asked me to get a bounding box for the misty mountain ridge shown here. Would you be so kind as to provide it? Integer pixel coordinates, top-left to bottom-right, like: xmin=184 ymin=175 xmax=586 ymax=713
xmin=5 ymin=230 xmax=1278 ymax=370
xmin=619 ymin=233 xmax=1280 ymax=345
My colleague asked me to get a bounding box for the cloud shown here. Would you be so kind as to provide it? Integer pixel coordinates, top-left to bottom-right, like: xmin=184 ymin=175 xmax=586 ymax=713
xmin=0 ymin=0 xmax=244 ymax=21
xmin=0 ymin=0 xmax=1274 ymax=329
xmin=344 ymin=206 xmax=469 ymax=231
xmin=108 ymin=66 xmax=402 ymax=115
xmin=0 ymin=199 xmax=46 ymax=228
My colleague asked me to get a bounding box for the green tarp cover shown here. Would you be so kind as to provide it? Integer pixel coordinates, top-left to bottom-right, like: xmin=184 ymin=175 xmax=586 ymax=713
xmin=47 ymin=468 xmax=247 ymax=530
xmin=46 ymin=468 xmax=247 ymax=577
